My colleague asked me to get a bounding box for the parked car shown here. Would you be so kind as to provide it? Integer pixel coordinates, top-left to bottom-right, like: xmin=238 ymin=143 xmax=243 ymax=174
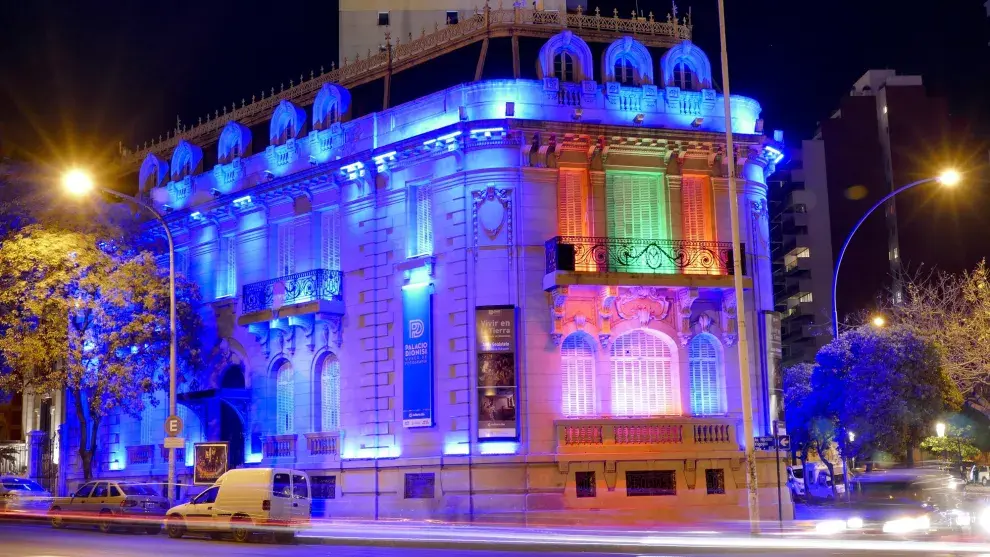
xmin=970 ymin=465 xmax=990 ymax=486
xmin=786 ymin=466 xmax=806 ymax=502
xmin=0 ymin=476 xmax=52 ymax=515
xmin=805 ymin=465 xmax=846 ymax=501
xmin=49 ymin=481 xmax=169 ymax=533
xmin=165 ymin=468 xmax=311 ymax=543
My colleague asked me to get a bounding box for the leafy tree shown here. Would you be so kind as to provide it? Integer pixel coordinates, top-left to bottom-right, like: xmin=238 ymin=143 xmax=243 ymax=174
xmin=0 ymin=219 xmax=202 ymax=481
xmin=783 ymin=362 xmax=817 ymax=466
xmin=816 ymin=325 xmax=962 ymax=467
xmin=920 ymin=423 xmax=981 ymax=462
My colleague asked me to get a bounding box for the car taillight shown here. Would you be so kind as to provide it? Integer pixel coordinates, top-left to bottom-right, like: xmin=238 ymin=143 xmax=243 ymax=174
xmin=120 ymin=499 xmax=138 ymax=508
xmin=262 ymin=500 xmax=270 ymax=511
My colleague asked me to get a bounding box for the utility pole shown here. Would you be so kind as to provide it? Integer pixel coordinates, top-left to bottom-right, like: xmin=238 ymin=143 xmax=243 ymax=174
xmin=717 ymin=0 xmax=761 ymax=531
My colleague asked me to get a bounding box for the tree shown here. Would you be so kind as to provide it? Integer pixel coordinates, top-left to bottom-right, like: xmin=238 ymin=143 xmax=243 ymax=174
xmin=920 ymin=423 xmax=981 ymax=462
xmin=816 ymin=325 xmax=962 ymax=467
xmin=783 ymin=362 xmax=817 ymax=466
xmin=0 ymin=220 xmax=202 ymax=481
xmin=889 ymin=261 xmax=990 ymax=407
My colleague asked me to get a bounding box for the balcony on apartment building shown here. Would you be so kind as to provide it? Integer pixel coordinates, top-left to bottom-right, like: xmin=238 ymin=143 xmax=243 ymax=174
xmin=543 ymin=236 xmax=747 ymax=290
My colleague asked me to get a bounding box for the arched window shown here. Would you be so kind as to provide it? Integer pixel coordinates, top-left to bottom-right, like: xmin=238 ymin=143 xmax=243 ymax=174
xmin=689 ymin=334 xmax=723 ymax=415
xmin=610 ymin=329 xmax=676 ymax=416
xmin=561 ymin=333 xmax=596 ymax=417
xmin=321 ymin=355 xmax=341 ymax=431
xmin=276 ymin=361 xmax=294 ymax=435
xmin=673 ymin=61 xmax=695 ymax=90
xmin=614 ymin=58 xmax=636 ymax=86
xmin=554 ymin=52 xmax=574 ymax=82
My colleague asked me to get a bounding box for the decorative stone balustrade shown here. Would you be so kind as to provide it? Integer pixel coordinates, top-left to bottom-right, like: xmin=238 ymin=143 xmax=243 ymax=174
xmin=126 ymin=445 xmax=154 ymax=465
xmin=304 ymin=432 xmax=340 ymax=457
xmin=556 ymin=417 xmax=740 ymax=454
xmin=263 ymin=434 xmax=298 ymax=459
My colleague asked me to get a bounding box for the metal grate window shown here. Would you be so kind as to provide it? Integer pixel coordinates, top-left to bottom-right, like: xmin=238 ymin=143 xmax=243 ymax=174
xmin=689 ymin=333 xmax=723 ymax=415
xmin=626 ymin=470 xmax=676 ymax=496
xmin=576 ymin=471 xmax=597 ymax=498
xmin=312 ymin=475 xmax=336 ymax=500
xmin=705 ymin=469 xmax=726 ymax=495
xmin=404 ymin=473 xmax=436 ymax=499
xmin=561 ymin=333 xmax=595 ymax=417
xmin=320 ymin=355 xmax=341 ymax=431
xmin=610 ymin=329 xmax=676 ymax=417
xmin=276 ymin=361 xmax=294 ymax=435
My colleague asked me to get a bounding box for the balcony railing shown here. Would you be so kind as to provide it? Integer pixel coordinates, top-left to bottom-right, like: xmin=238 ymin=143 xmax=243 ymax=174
xmin=555 ymin=417 xmax=740 ymax=454
xmin=126 ymin=445 xmax=154 ymax=465
xmin=263 ymin=434 xmax=297 ymax=459
xmin=304 ymin=431 xmax=340 ymax=457
xmin=242 ymin=268 xmax=343 ymax=314
xmin=545 ymin=236 xmax=744 ymax=276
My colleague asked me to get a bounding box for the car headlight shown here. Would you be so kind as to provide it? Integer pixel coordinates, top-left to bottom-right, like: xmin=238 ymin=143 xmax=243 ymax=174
xmin=952 ymin=510 xmax=972 ymax=527
xmin=815 ymin=520 xmax=848 ymax=535
xmin=846 ymin=517 xmax=864 ymax=530
xmin=978 ymin=509 xmax=990 ymax=531
xmin=882 ymin=515 xmax=930 ymax=534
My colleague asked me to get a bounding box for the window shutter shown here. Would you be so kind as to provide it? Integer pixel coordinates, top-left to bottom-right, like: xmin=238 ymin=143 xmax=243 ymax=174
xmin=610 ymin=330 xmax=675 ymax=417
xmin=277 ymin=222 xmax=295 ymax=276
xmin=321 ymin=208 xmax=341 ymax=270
xmin=226 ymin=237 xmax=236 ymax=297
xmin=557 ymin=170 xmax=588 ymax=237
xmin=689 ymin=334 xmax=723 ymax=415
xmin=321 ymin=356 xmax=341 ymax=431
xmin=607 ymin=172 xmax=667 ymax=272
xmin=276 ymin=362 xmax=294 ymax=435
xmin=561 ymin=333 xmax=595 ymax=417
xmin=416 ymin=185 xmax=433 ymax=256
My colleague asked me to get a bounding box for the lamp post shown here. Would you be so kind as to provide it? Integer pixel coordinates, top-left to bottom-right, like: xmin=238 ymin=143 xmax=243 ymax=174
xmin=936 ymin=422 xmax=947 ymax=466
xmin=831 ymin=170 xmax=960 ymax=337
xmin=717 ymin=0 xmax=760 ymax=530
xmin=64 ymin=169 xmax=178 ymax=502
xmin=843 ymin=430 xmax=855 ymax=502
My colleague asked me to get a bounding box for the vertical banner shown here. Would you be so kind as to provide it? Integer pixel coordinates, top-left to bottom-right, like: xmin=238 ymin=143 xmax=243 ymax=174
xmin=764 ymin=312 xmax=783 ymax=423
xmin=475 ymin=306 xmax=518 ymax=440
xmin=402 ymin=285 xmax=434 ymax=428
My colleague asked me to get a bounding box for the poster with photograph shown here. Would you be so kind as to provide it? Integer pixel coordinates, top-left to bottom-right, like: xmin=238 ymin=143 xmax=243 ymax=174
xmin=193 ymin=442 xmax=229 ymax=485
xmin=475 ymin=306 xmax=518 ymax=439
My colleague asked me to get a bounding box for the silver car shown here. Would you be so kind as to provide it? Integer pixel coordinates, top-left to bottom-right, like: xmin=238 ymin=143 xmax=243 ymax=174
xmin=0 ymin=476 xmax=52 ymax=516
xmin=50 ymin=481 xmax=168 ymax=534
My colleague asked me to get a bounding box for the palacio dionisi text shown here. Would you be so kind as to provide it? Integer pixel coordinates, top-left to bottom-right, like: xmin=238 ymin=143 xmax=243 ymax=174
xmin=58 ymin=5 xmax=791 ymax=523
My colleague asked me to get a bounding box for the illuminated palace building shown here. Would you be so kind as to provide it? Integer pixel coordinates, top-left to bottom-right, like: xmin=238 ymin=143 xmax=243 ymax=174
xmin=67 ymin=5 xmax=789 ymax=522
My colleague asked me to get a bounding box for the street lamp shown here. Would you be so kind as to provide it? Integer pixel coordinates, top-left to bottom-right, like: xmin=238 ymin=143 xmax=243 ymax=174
xmin=831 ymin=170 xmax=961 ymax=337
xmin=870 ymin=315 xmax=886 ymax=328
xmin=936 ymin=422 xmax=947 ymax=438
xmin=63 ymin=169 xmax=179 ymax=502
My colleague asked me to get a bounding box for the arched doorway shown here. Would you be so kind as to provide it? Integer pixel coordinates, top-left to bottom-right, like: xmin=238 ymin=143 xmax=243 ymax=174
xmin=220 ymin=401 xmax=245 ymax=469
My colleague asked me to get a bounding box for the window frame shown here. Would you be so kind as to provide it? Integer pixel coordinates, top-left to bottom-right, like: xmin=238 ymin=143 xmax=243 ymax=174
xmin=377 ymin=11 xmax=390 ymax=26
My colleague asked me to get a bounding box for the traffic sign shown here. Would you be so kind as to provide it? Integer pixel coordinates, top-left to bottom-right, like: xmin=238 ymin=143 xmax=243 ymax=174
xmin=776 ymin=435 xmax=791 ymax=451
xmin=755 ymin=436 xmax=775 ymax=451
xmin=165 ymin=415 xmax=183 ymax=437
xmin=773 ymin=420 xmax=787 ymax=436
xmin=163 ymin=437 xmax=185 ymax=449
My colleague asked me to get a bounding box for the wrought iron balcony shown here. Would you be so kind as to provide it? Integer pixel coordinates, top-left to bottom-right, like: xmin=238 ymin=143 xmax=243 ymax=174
xmin=241 ymin=268 xmax=343 ymax=315
xmin=545 ymin=236 xmax=744 ymax=276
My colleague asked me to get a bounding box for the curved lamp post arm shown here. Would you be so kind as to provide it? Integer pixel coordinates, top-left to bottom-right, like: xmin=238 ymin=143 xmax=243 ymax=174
xmin=830 ymin=177 xmax=934 ymax=337
xmin=96 ymin=187 xmax=177 ymax=501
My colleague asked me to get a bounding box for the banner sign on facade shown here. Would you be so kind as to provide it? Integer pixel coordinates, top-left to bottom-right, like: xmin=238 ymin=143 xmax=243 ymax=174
xmin=765 ymin=311 xmax=783 ymax=423
xmin=193 ymin=442 xmax=228 ymax=485
xmin=402 ymin=285 xmax=434 ymax=428
xmin=476 ymin=305 xmax=518 ymax=440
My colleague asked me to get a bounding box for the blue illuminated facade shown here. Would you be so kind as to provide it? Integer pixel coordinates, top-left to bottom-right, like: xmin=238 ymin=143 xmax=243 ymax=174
xmin=63 ymin=28 xmax=789 ymax=524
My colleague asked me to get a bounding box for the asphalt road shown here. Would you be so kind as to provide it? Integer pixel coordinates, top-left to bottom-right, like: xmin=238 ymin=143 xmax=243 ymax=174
xmin=0 ymin=520 xmax=984 ymax=557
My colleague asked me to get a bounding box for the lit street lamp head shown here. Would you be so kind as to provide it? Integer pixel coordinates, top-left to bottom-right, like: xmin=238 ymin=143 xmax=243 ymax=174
xmin=63 ymin=169 xmax=95 ymax=195
xmin=871 ymin=315 xmax=886 ymax=328
xmin=936 ymin=422 xmax=947 ymax=438
xmin=938 ymin=169 xmax=961 ymax=187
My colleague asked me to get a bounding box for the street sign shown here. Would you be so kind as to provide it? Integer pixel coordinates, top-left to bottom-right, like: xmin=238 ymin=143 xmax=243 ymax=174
xmin=773 ymin=420 xmax=787 ymax=436
xmin=163 ymin=437 xmax=185 ymax=449
xmin=165 ymin=415 xmax=183 ymax=437
xmin=755 ymin=435 xmax=776 ymax=451
xmin=776 ymin=435 xmax=791 ymax=451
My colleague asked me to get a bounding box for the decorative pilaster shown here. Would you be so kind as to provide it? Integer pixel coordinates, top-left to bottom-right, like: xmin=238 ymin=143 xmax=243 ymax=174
xmin=597 ymin=286 xmax=616 ymax=348
xmin=721 ymin=290 xmax=738 ymax=346
xmin=549 ymin=286 xmax=569 ymax=345
xmin=676 ymin=287 xmax=699 ymax=346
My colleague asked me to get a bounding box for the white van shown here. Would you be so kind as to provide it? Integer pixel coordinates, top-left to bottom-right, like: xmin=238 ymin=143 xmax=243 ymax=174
xmin=165 ymin=468 xmax=311 ymax=543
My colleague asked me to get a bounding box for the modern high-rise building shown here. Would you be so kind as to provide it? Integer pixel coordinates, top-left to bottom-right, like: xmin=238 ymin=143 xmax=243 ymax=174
xmin=49 ymin=6 xmax=788 ymax=524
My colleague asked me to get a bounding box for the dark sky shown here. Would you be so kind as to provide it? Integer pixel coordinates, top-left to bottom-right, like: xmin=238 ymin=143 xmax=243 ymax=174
xmin=2 ymin=0 xmax=989 ymax=170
